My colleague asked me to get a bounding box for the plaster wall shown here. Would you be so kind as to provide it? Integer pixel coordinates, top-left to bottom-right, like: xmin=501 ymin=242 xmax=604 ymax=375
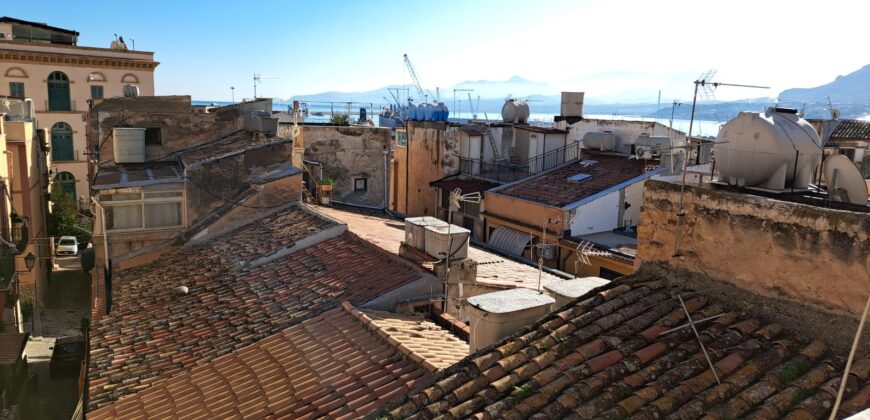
xmin=392 ymin=121 xmax=459 ymax=216
xmin=638 ymin=180 xmax=870 ymax=317
xmin=569 ymin=189 xmax=620 ymax=236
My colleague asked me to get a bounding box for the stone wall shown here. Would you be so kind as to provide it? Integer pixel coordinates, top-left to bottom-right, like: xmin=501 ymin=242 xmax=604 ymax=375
xmin=301 ymin=126 xmax=390 ymax=208
xmin=638 ymin=180 xmax=870 ymax=317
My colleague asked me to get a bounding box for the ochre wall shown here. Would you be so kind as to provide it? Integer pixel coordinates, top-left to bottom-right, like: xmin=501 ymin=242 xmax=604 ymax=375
xmin=638 ymin=180 xmax=870 ymax=317
xmin=391 ymin=121 xmax=458 ymax=216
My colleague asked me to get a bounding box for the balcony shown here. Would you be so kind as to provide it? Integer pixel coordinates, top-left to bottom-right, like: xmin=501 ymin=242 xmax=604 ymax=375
xmin=460 ymin=142 xmax=581 ymax=184
xmin=43 ymin=99 xmax=77 ymax=112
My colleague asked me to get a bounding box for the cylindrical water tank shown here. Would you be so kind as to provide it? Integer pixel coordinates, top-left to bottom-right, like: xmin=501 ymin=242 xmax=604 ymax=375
xmin=714 ymin=107 xmax=822 ymax=190
xmin=581 ymin=132 xmax=615 ymax=151
xmin=420 ymin=103 xmax=434 ymax=121
xmin=435 ymin=102 xmax=448 ymax=121
xmin=634 ymin=135 xmax=671 ymax=152
xmin=501 ymin=100 xmax=530 ymax=124
xmin=407 ymin=105 xmax=418 ymax=120
xmin=440 ymin=103 xmax=450 ymax=121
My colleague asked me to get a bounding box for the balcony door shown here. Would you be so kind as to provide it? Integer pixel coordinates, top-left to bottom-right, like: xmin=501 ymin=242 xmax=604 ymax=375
xmin=51 ymin=122 xmax=74 ymax=161
xmin=47 ymin=71 xmax=71 ymax=111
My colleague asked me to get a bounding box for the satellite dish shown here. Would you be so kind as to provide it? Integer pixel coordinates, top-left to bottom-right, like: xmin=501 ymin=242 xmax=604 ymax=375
xmin=823 ymin=154 xmax=868 ymax=205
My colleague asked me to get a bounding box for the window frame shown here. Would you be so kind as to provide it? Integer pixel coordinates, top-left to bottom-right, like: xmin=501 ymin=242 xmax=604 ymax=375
xmin=353 ymin=177 xmax=367 ymax=192
xmin=8 ymin=82 xmax=25 ymax=98
xmin=90 ymin=85 xmax=104 ymax=100
xmin=99 ymin=188 xmax=186 ymax=232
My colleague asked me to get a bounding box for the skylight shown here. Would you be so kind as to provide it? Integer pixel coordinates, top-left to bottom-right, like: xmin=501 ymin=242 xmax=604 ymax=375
xmin=567 ymin=173 xmax=591 ymax=182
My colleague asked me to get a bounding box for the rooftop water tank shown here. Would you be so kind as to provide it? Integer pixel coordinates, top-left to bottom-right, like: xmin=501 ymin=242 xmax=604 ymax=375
xmin=407 ymin=104 xmax=418 ymax=120
xmin=420 ymin=103 xmax=434 ymax=121
xmin=582 ymin=131 xmax=615 ymax=152
xmin=122 ymin=84 xmax=139 ymax=98
xmin=502 ymin=100 xmax=530 ymax=124
xmin=436 ymin=102 xmax=449 ymax=121
xmin=715 ymin=107 xmax=822 ymax=191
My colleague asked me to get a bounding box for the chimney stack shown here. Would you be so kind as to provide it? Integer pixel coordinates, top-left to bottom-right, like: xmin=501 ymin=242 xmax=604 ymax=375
xmin=466 ymin=288 xmax=554 ymax=353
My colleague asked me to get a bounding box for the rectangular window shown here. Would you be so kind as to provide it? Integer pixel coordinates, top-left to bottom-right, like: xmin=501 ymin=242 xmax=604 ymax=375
xmin=144 ymin=202 xmax=182 ymax=228
xmin=354 ymin=178 xmax=367 ymax=191
xmin=90 ymin=85 xmax=104 ymax=100
xmin=396 ymin=130 xmax=408 ymax=147
xmin=840 ymin=148 xmax=856 ymax=161
xmin=8 ymin=82 xmax=24 ymax=98
xmin=145 ymin=128 xmax=162 ymax=146
xmin=105 ymin=204 xmax=142 ymax=231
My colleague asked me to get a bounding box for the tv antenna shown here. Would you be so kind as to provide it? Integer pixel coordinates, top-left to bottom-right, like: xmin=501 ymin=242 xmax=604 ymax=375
xmin=253 ymin=73 xmax=279 ymax=99
xmin=672 ymin=70 xmax=769 ymax=257
xmin=442 ymin=189 xmax=482 ymax=311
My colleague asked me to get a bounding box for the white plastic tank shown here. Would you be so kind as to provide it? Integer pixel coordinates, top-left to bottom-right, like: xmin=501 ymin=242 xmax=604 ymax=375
xmin=582 ymin=131 xmax=615 ymax=151
xmin=501 ymin=100 xmax=530 ymax=124
xmin=112 ymin=128 xmax=146 ymax=163
xmin=715 ymin=107 xmax=822 ymax=191
xmin=122 ymin=84 xmax=140 ymax=98
xmin=633 ymin=135 xmax=671 ymax=156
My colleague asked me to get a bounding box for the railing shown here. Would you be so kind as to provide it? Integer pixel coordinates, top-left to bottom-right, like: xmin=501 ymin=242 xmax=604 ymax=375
xmin=460 ymin=141 xmax=581 ymax=183
xmin=44 ymin=100 xmax=77 ymax=112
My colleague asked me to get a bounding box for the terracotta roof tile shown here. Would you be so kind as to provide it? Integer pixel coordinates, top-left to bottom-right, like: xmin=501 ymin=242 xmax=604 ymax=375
xmin=87 ymin=206 xmax=426 ymax=411
xmin=491 ymin=153 xmax=658 ymax=208
xmin=317 ymin=206 xmax=564 ymax=290
xmin=375 ymin=277 xmax=870 ymax=420
xmin=89 ymin=303 xmax=448 ymax=419
xmin=830 ymin=119 xmax=870 ymax=142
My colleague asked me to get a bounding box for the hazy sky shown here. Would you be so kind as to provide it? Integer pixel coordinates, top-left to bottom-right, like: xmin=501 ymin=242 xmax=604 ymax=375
xmin=6 ymin=0 xmax=868 ymax=102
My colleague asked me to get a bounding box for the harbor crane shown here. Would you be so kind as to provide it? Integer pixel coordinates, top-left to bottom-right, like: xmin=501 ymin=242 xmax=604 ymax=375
xmin=403 ymin=54 xmax=434 ymax=103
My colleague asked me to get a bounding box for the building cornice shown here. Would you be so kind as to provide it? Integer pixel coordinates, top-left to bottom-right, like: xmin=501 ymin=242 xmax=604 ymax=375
xmin=0 ymin=48 xmax=158 ymax=71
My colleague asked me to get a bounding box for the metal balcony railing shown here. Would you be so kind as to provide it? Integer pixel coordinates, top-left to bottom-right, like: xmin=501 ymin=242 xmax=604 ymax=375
xmin=44 ymin=99 xmax=76 ymax=112
xmin=460 ymin=141 xmax=581 ymax=183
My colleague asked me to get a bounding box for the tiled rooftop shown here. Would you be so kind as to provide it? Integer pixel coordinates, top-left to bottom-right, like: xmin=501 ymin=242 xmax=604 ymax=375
xmin=430 ymin=177 xmax=498 ymax=195
xmin=830 ymin=119 xmax=870 ymax=141
xmin=88 ymin=207 xmax=426 ymax=410
xmin=175 ymin=130 xmax=292 ymax=167
xmin=354 ymin=308 xmax=469 ymax=371
xmin=316 ymin=207 xmax=565 ymax=290
xmin=381 ymin=276 xmax=870 ymax=419
xmin=89 ymin=302 xmax=458 ymax=420
xmin=493 ymin=153 xmax=658 ymax=208
xmin=92 ymin=162 xmax=183 ymax=190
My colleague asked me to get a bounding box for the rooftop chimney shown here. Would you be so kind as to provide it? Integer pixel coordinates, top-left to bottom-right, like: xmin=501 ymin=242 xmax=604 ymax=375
xmin=543 ymin=276 xmax=610 ymax=309
xmin=466 ymin=288 xmax=554 ymax=353
xmin=560 ymin=92 xmax=584 ymax=118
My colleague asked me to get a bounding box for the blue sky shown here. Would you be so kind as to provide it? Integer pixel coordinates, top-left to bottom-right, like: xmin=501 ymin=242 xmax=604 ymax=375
xmin=5 ymin=1 xmax=869 ymax=102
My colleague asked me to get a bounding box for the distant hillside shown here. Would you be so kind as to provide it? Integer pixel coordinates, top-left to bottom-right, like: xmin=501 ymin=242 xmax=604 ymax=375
xmin=779 ymin=64 xmax=870 ymax=104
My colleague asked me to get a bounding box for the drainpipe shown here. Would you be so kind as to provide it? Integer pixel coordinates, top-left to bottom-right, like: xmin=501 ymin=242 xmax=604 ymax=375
xmin=383 ymin=146 xmax=389 ymax=209
xmin=90 ymin=197 xmax=109 ymax=266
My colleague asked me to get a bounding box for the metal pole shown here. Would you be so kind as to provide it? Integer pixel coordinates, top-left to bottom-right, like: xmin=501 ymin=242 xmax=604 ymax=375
xmin=673 ymin=82 xmax=699 ymax=256
xmin=829 ymin=295 xmax=870 ymax=420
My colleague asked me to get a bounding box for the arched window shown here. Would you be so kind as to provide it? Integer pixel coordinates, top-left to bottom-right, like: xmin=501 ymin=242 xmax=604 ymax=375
xmin=121 ymin=73 xmax=139 ymax=84
xmin=51 ymin=122 xmax=74 ymax=161
xmin=56 ymin=172 xmax=76 ymax=198
xmin=4 ymin=67 xmax=28 ymax=78
xmin=47 ymin=71 xmax=71 ymax=111
xmin=87 ymin=72 xmax=106 ymax=82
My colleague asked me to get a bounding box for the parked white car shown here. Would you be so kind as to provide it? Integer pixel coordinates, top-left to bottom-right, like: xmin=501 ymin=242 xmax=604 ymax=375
xmin=56 ymin=236 xmax=79 ymax=256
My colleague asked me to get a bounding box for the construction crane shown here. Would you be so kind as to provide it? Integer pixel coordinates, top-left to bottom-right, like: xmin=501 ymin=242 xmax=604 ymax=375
xmin=403 ymin=54 xmax=434 ymax=104
xmin=467 ymin=92 xmax=480 ymax=120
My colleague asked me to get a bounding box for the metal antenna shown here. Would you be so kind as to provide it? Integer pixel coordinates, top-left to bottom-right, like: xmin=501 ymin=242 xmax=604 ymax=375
xmin=253 ymin=74 xmax=279 ymax=99
xmin=678 ymin=294 xmax=721 ymax=385
xmin=442 ymin=189 xmax=481 ymax=312
xmin=672 ymin=70 xmax=769 ymax=256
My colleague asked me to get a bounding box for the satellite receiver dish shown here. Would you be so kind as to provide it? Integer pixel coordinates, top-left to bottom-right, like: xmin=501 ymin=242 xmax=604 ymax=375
xmin=823 ymin=154 xmax=868 ymax=205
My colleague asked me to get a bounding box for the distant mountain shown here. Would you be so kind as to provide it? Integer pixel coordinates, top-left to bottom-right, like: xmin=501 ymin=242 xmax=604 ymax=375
xmin=779 ymin=64 xmax=870 ymax=104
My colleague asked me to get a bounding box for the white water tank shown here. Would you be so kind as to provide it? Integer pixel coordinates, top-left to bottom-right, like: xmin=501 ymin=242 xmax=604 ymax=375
xmin=404 ymin=216 xmax=447 ymax=250
xmin=113 ymin=128 xmax=146 ymax=163
xmin=582 ymin=131 xmax=615 ymax=151
xmin=715 ymin=108 xmax=821 ymax=191
xmin=123 ymin=84 xmax=140 ymax=98
xmin=424 ymin=224 xmax=470 ymax=259
xmin=502 ymin=100 xmax=530 ymax=124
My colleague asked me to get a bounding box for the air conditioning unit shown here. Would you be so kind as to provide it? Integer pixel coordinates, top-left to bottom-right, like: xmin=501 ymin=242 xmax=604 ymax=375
xmin=113 ymin=128 xmax=146 ymax=163
xmin=424 ymin=224 xmax=470 ymax=259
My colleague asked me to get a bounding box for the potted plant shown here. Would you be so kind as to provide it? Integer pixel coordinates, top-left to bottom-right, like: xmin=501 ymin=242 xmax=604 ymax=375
xmin=320 ymin=177 xmax=336 ymax=205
